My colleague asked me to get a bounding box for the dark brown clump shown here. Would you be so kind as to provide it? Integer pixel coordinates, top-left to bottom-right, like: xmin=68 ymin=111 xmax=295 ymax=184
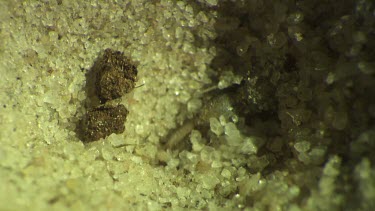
xmin=79 ymin=104 xmax=129 ymax=142
xmin=95 ymin=49 xmax=138 ymax=103
xmin=77 ymin=48 xmax=137 ymax=142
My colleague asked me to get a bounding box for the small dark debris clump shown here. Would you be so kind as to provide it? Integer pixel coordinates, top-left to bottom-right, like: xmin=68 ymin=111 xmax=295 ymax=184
xmin=79 ymin=104 xmax=129 ymax=142
xmin=96 ymin=49 xmax=137 ymax=103
xmin=77 ymin=49 xmax=138 ymax=142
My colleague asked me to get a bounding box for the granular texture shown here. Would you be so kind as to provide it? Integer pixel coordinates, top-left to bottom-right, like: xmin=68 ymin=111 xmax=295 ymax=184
xmin=95 ymin=49 xmax=138 ymax=103
xmin=79 ymin=104 xmax=129 ymax=142
xmin=77 ymin=49 xmax=137 ymax=142
xmin=1 ymin=0 xmax=374 ymax=210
